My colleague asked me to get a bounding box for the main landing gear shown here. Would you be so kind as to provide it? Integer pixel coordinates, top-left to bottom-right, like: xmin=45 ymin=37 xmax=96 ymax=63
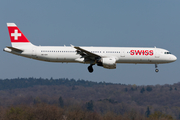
xmin=88 ymin=64 xmax=94 ymax=73
xmin=155 ymin=64 xmax=159 ymax=73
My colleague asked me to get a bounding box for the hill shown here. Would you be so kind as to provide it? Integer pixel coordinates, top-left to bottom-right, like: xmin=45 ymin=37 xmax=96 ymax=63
xmin=0 ymin=78 xmax=179 ymax=120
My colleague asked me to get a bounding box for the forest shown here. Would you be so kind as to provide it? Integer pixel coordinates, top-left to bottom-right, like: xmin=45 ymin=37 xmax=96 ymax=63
xmin=0 ymin=77 xmax=179 ymax=120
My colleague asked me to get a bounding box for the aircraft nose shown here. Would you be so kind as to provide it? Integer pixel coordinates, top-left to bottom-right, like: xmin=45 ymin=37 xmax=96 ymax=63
xmin=172 ymin=55 xmax=177 ymax=62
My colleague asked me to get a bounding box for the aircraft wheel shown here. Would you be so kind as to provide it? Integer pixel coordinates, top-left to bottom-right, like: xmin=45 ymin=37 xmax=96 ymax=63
xmin=155 ymin=69 xmax=159 ymax=73
xmin=88 ymin=65 xmax=93 ymax=73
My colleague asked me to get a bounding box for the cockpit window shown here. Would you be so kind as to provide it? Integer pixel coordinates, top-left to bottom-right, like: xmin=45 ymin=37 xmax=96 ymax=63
xmin=164 ymin=52 xmax=171 ymax=54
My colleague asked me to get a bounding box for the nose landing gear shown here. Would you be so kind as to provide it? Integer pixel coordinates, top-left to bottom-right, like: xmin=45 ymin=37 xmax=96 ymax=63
xmin=155 ymin=64 xmax=159 ymax=73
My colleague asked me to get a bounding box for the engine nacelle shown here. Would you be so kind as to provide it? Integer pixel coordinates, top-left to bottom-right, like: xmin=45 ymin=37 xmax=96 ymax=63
xmin=97 ymin=57 xmax=116 ymax=69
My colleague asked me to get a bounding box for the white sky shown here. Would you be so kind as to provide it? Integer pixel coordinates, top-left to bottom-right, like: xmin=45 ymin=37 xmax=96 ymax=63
xmin=0 ymin=1 xmax=179 ymax=85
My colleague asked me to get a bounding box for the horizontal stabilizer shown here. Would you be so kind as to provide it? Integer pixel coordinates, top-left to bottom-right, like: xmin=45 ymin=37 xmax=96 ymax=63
xmin=6 ymin=46 xmax=23 ymax=52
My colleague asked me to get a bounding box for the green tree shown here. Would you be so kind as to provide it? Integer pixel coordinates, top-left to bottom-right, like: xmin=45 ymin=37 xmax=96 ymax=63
xmin=145 ymin=106 xmax=150 ymax=117
xmin=149 ymin=111 xmax=173 ymax=120
xmin=86 ymin=100 xmax=94 ymax=111
xmin=146 ymin=86 xmax=152 ymax=92
xmin=140 ymin=87 xmax=145 ymax=93
xmin=124 ymin=88 xmax=128 ymax=92
xmin=33 ymin=97 xmax=41 ymax=104
xmin=131 ymin=87 xmax=134 ymax=91
xmin=169 ymin=87 xmax=172 ymax=91
xmin=58 ymin=96 xmax=64 ymax=108
xmin=6 ymin=107 xmax=32 ymax=120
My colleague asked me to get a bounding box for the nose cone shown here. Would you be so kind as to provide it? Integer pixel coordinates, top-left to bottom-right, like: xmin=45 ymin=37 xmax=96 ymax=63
xmin=171 ymin=55 xmax=177 ymax=62
xmin=166 ymin=55 xmax=177 ymax=63
xmin=170 ymin=55 xmax=177 ymax=62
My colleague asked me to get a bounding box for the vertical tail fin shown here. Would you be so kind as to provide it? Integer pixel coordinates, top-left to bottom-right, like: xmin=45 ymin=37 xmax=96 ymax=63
xmin=7 ymin=23 xmax=34 ymax=47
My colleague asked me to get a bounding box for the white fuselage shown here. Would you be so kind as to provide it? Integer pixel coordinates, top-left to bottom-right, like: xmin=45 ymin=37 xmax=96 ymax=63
xmin=5 ymin=45 xmax=177 ymax=64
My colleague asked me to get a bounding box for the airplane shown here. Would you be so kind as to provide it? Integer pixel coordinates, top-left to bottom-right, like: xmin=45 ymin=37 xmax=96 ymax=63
xmin=4 ymin=23 xmax=177 ymax=73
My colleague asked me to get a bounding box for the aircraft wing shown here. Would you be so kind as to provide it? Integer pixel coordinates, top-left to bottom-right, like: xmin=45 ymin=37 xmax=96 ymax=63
xmin=74 ymin=46 xmax=101 ymax=60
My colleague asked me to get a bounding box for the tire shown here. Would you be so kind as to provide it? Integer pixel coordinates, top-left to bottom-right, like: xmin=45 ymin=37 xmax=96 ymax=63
xmin=155 ymin=69 xmax=159 ymax=73
xmin=88 ymin=66 xmax=93 ymax=73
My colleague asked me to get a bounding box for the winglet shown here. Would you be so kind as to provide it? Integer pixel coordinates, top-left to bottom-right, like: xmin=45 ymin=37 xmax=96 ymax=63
xmin=70 ymin=44 xmax=74 ymax=48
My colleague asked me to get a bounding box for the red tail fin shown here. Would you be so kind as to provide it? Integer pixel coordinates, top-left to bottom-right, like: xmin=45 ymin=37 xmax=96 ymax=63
xmin=7 ymin=23 xmax=30 ymax=43
xmin=7 ymin=23 xmax=34 ymax=47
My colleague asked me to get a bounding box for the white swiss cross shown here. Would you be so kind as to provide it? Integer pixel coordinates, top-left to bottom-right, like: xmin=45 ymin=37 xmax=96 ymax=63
xmin=11 ymin=29 xmax=21 ymax=40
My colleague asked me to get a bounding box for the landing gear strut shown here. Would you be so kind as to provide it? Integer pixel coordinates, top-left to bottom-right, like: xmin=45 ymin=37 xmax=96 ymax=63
xmin=155 ymin=64 xmax=159 ymax=73
xmin=88 ymin=64 xmax=94 ymax=73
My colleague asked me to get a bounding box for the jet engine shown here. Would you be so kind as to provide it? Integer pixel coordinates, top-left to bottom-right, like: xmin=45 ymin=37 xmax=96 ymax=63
xmin=97 ymin=57 xmax=116 ymax=69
